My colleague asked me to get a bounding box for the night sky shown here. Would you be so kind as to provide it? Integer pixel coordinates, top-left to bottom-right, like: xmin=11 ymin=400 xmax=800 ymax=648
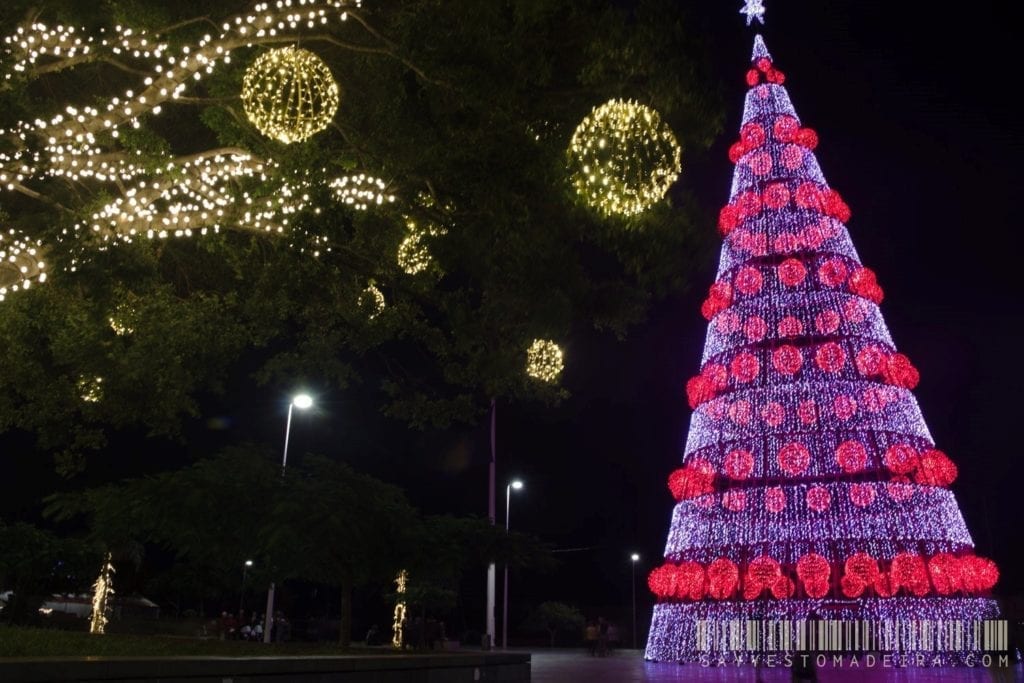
xmin=4 ymin=0 xmax=1023 ymax=641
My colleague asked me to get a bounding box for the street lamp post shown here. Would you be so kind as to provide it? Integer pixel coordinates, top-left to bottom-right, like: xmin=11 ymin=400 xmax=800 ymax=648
xmin=630 ymin=553 xmax=640 ymax=649
xmin=502 ymin=480 xmax=523 ymax=649
xmin=240 ymin=559 xmax=253 ymax=616
xmin=263 ymin=393 xmax=313 ymax=644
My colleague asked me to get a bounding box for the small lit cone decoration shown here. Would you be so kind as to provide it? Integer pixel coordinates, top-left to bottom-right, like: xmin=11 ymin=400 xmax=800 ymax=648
xmin=0 ymin=228 xmax=47 ymax=302
xmin=89 ymin=553 xmax=115 ymax=634
xmin=526 ymin=339 xmax=564 ymax=383
xmin=567 ymin=98 xmax=681 ymax=217
xmin=241 ymin=46 xmax=340 ymax=144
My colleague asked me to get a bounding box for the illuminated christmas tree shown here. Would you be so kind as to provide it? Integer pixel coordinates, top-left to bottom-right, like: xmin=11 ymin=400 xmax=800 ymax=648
xmin=644 ymin=34 xmax=1000 ymax=663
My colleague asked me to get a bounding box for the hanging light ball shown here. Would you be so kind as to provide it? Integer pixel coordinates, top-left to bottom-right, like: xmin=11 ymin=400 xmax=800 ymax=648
xmin=241 ymin=46 xmax=340 ymax=144
xmin=567 ymin=98 xmax=681 ymax=217
xmin=526 ymin=339 xmax=564 ymax=383
xmin=0 ymin=228 xmax=48 ymax=303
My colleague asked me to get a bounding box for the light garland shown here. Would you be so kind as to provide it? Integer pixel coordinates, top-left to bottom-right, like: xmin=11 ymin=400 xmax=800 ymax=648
xmin=241 ymin=46 xmax=340 ymax=144
xmin=526 ymin=339 xmax=564 ymax=383
xmin=89 ymin=553 xmax=115 ymax=634
xmin=0 ymin=228 xmax=47 ymax=302
xmin=646 ymin=34 xmax=999 ymax=664
xmin=567 ymin=98 xmax=681 ymax=217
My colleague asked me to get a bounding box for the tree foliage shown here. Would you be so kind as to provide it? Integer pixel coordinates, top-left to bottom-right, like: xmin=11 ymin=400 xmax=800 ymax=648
xmin=0 ymin=0 xmax=721 ymax=468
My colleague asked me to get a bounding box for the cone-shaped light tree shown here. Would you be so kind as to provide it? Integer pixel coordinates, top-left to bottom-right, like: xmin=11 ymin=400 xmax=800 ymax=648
xmin=644 ymin=35 xmax=999 ymax=663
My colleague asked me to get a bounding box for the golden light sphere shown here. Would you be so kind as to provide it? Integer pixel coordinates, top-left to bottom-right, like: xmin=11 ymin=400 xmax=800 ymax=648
xmin=567 ymin=98 xmax=681 ymax=217
xmin=0 ymin=228 xmax=47 ymax=303
xmin=526 ymin=339 xmax=564 ymax=383
xmin=241 ymin=46 xmax=340 ymax=144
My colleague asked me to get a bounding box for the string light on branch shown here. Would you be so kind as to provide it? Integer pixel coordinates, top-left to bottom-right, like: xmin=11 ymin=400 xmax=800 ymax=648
xmin=330 ymin=174 xmax=395 ymax=210
xmin=0 ymin=228 xmax=47 ymax=302
xmin=242 ymin=46 xmax=339 ymax=144
xmin=567 ymin=98 xmax=681 ymax=217
xmin=108 ymin=304 xmax=136 ymax=336
xmin=526 ymin=339 xmax=564 ymax=383
xmin=78 ymin=376 xmax=104 ymax=403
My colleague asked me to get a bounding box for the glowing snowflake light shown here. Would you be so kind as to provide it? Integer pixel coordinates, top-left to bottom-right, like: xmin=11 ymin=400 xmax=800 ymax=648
xmin=0 ymin=228 xmax=47 ymax=302
xmin=740 ymin=0 xmax=766 ymax=26
xmin=526 ymin=339 xmax=564 ymax=383
xmin=567 ymin=98 xmax=681 ymax=218
xmin=241 ymin=46 xmax=339 ymax=144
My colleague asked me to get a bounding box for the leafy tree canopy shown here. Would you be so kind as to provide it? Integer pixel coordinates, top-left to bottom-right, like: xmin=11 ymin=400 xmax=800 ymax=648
xmin=0 ymin=0 xmax=721 ymax=470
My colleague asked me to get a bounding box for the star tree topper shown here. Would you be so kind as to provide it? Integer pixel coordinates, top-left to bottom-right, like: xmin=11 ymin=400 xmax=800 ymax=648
xmin=740 ymin=0 xmax=766 ymax=26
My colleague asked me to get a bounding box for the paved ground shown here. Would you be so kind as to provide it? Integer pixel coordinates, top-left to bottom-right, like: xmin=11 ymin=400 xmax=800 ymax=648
xmin=526 ymin=649 xmax=1023 ymax=682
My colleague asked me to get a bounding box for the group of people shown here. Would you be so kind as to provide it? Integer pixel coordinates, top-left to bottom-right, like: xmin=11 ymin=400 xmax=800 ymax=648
xmin=216 ymin=610 xmax=291 ymax=642
xmin=583 ymin=616 xmax=619 ymax=656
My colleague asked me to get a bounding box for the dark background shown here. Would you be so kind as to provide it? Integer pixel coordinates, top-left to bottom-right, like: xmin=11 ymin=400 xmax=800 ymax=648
xmin=4 ymin=0 xmax=1022 ymax=643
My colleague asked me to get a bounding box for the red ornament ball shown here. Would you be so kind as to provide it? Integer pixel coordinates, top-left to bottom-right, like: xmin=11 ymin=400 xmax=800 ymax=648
xmin=806 ymin=486 xmax=832 ymax=512
xmin=961 ymin=556 xmax=999 ymax=592
xmin=747 ymin=151 xmax=772 ymax=176
xmin=724 ymin=448 xmax=755 ymax=480
xmin=797 ymin=399 xmax=817 ymax=425
xmin=855 ymin=346 xmax=886 ymax=376
xmin=728 ymin=399 xmax=753 ymax=425
xmin=778 ymin=442 xmax=810 ymax=474
xmin=833 ymin=395 xmax=858 ymax=421
xmin=740 ymin=122 xmax=766 ymax=148
xmin=730 ymin=352 xmax=760 ymax=383
xmin=706 ymin=558 xmax=740 ymax=599
xmin=818 ymin=258 xmax=849 ymax=287
xmin=795 ymin=127 xmax=819 ymax=149
xmin=762 ymin=183 xmax=790 ymax=209
xmin=722 ymin=490 xmax=747 ymax=511
xmin=914 ymin=449 xmax=958 ymax=487
xmin=815 ymin=310 xmax=842 ymax=334
xmin=773 ymin=115 xmax=799 ymax=142
xmin=773 ymin=345 xmax=803 ymax=375
xmin=836 ymin=440 xmax=867 ymax=472
xmin=815 ymin=342 xmax=847 ymax=372
xmin=883 ymin=443 xmax=919 ymax=475
xmin=849 ymin=483 xmax=877 ymax=507
xmin=928 ymin=553 xmax=963 ymax=596
xmin=780 ymin=144 xmax=804 ymax=170
xmin=764 ymin=486 xmax=787 ymax=513
xmin=778 ymin=315 xmax=804 ymax=337
xmin=746 ymin=69 xmax=760 ymax=87
xmin=735 ymin=266 xmax=764 ymax=295
xmin=743 ymin=316 xmax=768 ymax=341
xmin=777 ymin=258 xmax=807 ymax=287
xmin=760 ymin=401 xmax=785 ymax=427
xmin=886 ymin=475 xmax=916 ymax=502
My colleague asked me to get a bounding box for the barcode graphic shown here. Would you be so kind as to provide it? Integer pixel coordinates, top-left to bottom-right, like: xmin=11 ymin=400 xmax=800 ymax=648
xmin=694 ymin=620 xmax=1008 ymax=653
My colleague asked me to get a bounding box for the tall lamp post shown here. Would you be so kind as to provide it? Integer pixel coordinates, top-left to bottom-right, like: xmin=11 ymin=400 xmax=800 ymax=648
xmin=263 ymin=393 xmax=314 ymax=643
xmin=630 ymin=553 xmax=640 ymax=649
xmin=502 ymin=479 xmax=523 ymax=649
xmin=239 ymin=559 xmax=253 ymax=616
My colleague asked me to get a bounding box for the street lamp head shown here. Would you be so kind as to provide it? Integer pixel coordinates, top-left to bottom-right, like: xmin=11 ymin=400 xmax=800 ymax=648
xmin=511 ymin=479 xmax=524 ymax=490
xmin=631 ymin=553 xmax=640 ymax=562
xmin=245 ymin=559 xmax=254 ymax=567
xmin=292 ymin=394 xmax=314 ymax=410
